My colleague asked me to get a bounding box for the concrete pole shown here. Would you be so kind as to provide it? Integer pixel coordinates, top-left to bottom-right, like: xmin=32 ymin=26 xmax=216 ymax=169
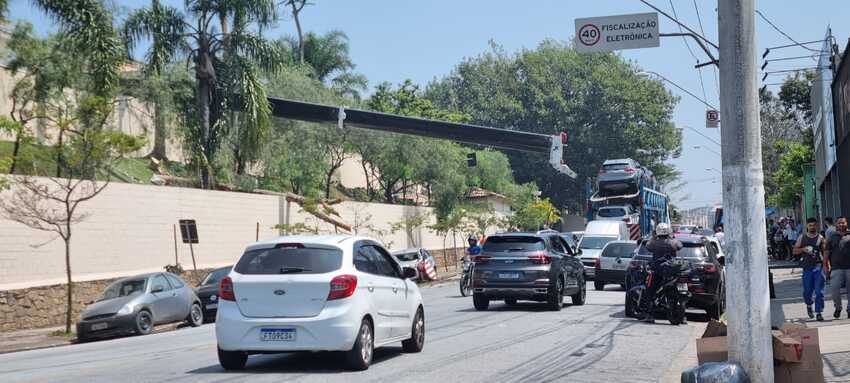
xmin=718 ymin=1 xmax=774 ymax=381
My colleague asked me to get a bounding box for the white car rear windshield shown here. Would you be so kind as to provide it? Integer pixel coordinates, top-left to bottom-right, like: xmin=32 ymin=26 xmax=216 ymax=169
xmin=235 ymin=246 xmax=342 ymax=275
xmin=580 ymin=236 xmax=616 ymax=250
xmin=482 ymin=237 xmax=545 ymax=253
xmin=602 ymin=243 xmax=637 ymax=258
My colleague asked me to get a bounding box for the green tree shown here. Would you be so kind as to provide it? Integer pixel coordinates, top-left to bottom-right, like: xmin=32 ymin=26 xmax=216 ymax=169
xmin=280 ymin=30 xmax=368 ymax=100
xmin=124 ymin=0 xmax=283 ymax=188
xmin=768 ymin=141 xmax=813 ymax=208
xmin=426 ymin=41 xmax=681 ymax=212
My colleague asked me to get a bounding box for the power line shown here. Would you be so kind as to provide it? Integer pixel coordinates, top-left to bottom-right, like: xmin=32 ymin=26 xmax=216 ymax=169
xmin=640 ymin=71 xmax=718 ymax=110
xmin=668 ymin=0 xmax=709 ymax=104
xmin=691 ymin=0 xmax=718 ymax=97
xmin=638 ymin=0 xmax=719 ymax=50
xmin=683 ymin=125 xmax=721 ymax=147
xmin=755 ymin=10 xmax=819 ymax=53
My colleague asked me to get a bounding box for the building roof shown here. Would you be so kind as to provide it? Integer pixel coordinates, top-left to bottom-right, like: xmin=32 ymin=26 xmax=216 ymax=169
xmin=465 ymin=187 xmax=508 ymax=200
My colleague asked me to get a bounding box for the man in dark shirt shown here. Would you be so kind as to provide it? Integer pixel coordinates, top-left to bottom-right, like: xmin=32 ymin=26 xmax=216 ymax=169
xmin=793 ymin=218 xmax=825 ymax=321
xmin=638 ymin=223 xmax=683 ymax=323
xmin=826 ymin=216 xmax=850 ymax=319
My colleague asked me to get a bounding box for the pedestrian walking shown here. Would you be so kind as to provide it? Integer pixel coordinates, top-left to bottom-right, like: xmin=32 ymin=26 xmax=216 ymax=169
xmin=785 ymin=219 xmax=798 ymax=260
xmin=714 ymin=225 xmax=726 ymax=248
xmin=774 ymin=218 xmax=788 ymax=259
xmin=793 ymin=218 xmax=826 ymax=321
xmin=825 ymin=216 xmax=850 ymax=319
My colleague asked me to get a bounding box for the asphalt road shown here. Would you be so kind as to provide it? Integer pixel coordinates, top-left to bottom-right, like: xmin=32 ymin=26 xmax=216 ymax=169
xmin=0 ymin=282 xmax=698 ymax=383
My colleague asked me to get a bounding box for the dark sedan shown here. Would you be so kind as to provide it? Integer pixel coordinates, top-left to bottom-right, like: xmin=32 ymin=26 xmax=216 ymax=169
xmin=625 ymin=236 xmax=726 ymax=319
xmin=195 ymin=266 xmax=232 ymax=322
xmin=597 ymin=158 xmax=642 ymax=194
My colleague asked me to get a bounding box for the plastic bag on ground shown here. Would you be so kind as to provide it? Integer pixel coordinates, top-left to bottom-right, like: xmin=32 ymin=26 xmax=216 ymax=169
xmin=681 ymin=362 xmax=749 ymax=383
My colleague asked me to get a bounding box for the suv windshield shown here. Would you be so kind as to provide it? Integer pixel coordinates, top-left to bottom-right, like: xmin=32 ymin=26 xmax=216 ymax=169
xmin=482 ymin=236 xmax=545 ymax=254
xmin=580 ymin=236 xmax=616 ymax=250
xmin=394 ymin=252 xmax=419 ymax=262
xmin=201 ymin=267 xmax=231 ymax=286
xmin=235 ymin=246 xmax=342 ymax=274
xmin=100 ymin=279 xmax=147 ymax=301
xmin=602 ymin=243 xmax=637 ymax=258
xmin=598 ymin=208 xmax=626 ymax=217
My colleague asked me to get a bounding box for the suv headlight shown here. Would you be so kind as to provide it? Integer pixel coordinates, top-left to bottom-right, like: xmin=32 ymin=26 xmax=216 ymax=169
xmin=117 ymin=305 xmax=133 ymax=316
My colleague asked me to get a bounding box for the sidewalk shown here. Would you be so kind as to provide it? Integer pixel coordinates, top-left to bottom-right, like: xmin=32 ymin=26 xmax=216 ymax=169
xmin=662 ymin=268 xmax=850 ymax=382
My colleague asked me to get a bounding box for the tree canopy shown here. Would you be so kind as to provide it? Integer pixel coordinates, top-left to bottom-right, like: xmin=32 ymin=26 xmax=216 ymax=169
xmin=425 ymin=41 xmax=682 ymax=213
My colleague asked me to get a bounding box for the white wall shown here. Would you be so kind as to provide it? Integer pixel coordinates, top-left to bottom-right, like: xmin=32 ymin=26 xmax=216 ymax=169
xmin=0 ymin=179 xmax=461 ymax=290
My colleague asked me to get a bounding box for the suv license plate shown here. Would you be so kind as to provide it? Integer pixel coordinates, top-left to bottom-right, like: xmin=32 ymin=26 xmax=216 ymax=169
xmin=499 ymin=272 xmax=520 ymax=279
xmin=261 ymin=328 xmax=296 ymax=342
xmin=677 ymin=283 xmax=689 ymax=292
xmin=91 ymin=323 xmax=108 ymax=331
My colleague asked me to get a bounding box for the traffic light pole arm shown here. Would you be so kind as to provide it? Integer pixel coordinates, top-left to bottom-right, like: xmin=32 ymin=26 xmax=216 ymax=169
xmin=266 ymin=97 xmax=577 ymax=178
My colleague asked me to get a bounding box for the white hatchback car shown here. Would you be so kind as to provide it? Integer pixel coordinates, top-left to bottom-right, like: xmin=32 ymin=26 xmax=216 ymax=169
xmin=215 ymin=235 xmax=425 ymax=371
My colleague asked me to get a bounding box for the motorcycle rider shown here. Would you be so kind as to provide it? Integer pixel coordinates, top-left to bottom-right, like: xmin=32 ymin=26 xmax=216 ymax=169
xmin=639 ymin=222 xmax=684 ymax=323
xmin=467 ymin=234 xmax=482 ymax=256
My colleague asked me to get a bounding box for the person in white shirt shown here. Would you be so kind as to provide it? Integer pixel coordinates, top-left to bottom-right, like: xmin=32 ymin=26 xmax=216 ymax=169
xmin=714 ymin=225 xmax=726 ymax=247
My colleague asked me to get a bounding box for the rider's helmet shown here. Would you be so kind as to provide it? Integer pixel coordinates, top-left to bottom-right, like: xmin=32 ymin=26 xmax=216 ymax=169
xmin=655 ymin=222 xmax=672 ymax=237
xmin=467 ymin=234 xmax=478 ymax=247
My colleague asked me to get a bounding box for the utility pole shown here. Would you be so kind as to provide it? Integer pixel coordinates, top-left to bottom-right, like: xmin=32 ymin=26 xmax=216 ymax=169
xmin=718 ymin=1 xmax=774 ymax=381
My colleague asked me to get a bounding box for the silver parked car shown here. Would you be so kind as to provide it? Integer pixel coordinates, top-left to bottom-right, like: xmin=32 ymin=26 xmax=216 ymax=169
xmin=76 ymin=272 xmax=203 ymax=341
xmin=391 ymin=248 xmax=437 ymax=281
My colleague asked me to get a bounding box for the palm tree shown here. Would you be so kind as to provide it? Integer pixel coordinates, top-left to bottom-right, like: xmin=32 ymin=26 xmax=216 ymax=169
xmin=280 ymin=30 xmax=367 ymax=99
xmin=125 ymin=0 xmax=283 ymax=188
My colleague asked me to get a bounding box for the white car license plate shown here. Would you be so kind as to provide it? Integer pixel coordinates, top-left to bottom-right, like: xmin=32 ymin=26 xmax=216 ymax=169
xmin=91 ymin=322 xmax=108 ymax=331
xmin=499 ymin=272 xmax=520 ymax=279
xmin=677 ymin=283 xmax=689 ymax=292
xmin=205 ymin=303 xmax=218 ymax=310
xmin=260 ymin=328 xmax=296 ymax=342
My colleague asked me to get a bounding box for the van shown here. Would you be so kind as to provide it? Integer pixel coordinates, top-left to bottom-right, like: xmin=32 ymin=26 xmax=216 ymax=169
xmin=578 ymin=221 xmax=630 ymax=285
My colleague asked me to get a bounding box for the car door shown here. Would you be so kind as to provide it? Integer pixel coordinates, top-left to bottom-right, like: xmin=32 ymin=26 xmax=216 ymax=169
xmin=149 ymin=274 xmax=177 ymax=323
xmin=551 ymin=236 xmax=579 ymax=290
xmin=353 ymin=242 xmax=394 ymax=342
xmin=369 ymin=244 xmax=410 ymax=337
xmin=165 ymin=274 xmax=191 ymax=320
xmin=370 ymin=244 xmax=411 ymax=337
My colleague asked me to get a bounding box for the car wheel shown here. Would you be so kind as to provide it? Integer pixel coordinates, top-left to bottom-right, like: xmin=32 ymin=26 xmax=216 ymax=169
xmin=218 ymin=347 xmax=247 ymax=370
xmin=594 ymin=281 xmax=605 ymax=291
xmin=134 ymin=310 xmax=153 ymax=335
xmin=548 ymin=277 xmax=564 ymax=311
xmin=473 ymin=293 xmax=489 ymax=311
xmin=504 ymin=298 xmax=518 ymax=306
xmin=571 ymin=276 xmax=586 ymax=306
xmin=402 ymin=308 xmax=425 ymax=353
xmin=187 ymin=303 xmax=204 ymax=327
xmin=345 ymin=319 xmax=373 ymax=371
xmin=707 ymin=285 xmax=726 ymax=320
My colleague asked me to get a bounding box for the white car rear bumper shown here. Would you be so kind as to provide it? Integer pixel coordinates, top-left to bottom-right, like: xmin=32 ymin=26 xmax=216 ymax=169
xmin=215 ymin=300 xmax=361 ymax=352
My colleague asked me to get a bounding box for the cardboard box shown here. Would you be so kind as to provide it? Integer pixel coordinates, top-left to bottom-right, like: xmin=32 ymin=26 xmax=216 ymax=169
xmin=703 ymin=320 xmax=728 ymax=337
xmin=771 ymin=330 xmax=803 ymax=363
xmin=774 ymin=325 xmax=824 ymax=383
xmin=696 ymin=335 xmax=728 ymax=364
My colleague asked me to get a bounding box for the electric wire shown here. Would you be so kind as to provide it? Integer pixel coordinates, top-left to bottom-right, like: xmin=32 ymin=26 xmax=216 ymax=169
xmin=755 ymin=10 xmax=819 ymax=53
xmin=668 ymin=0 xmax=709 ymax=104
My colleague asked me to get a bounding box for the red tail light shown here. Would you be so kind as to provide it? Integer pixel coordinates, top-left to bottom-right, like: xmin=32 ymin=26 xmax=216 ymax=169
xmin=595 ymin=258 xmax=601 ymax=270
xmin=328 ymin=275 xmax=358 ymax=300
xmin=528 ymin=252 xmax=551 ymax=264
xmin=701 ymin=264 xmax=717 ymax=273
xmin=628 ymin=260 xmax=639 ymax=270
xmin=624 ymin=167 xmax=636 ymax=173
xmin=472 ymin=255 xmax=492 ymax=263
xmin=219 ymin=276 xmax=235 ymax=301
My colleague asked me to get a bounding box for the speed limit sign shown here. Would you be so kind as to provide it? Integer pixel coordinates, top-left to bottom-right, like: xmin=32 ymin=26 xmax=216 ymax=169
xmin=706 ymin=109 xmax=720 ymax=128
xmin=578 ymin=24 xmax=601 ymax=47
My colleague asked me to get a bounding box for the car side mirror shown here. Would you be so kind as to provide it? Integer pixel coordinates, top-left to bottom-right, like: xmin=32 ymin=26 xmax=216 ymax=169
xmin=402 ymin=267 xmax=418 ymax=279
xmin=718 ymin=256 xmax=725 ymax=266
xmin=152 ymin=285 xmax=165 ymax=293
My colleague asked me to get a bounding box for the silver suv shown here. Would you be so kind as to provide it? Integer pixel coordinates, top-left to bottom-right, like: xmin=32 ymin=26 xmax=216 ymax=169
xmin=471 ymin=232 xmax=586 ymax=311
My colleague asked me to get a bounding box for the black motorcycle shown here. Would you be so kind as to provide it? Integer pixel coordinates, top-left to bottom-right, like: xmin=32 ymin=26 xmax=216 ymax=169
xmin=627 ymin=259 xmax=692 ymax=325
xmin=459 ymin=257 xmax=473 ymax=297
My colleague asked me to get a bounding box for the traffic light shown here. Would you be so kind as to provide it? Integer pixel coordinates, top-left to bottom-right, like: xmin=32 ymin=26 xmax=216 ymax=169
xmin=466 ymin=152 xmax=477 ymax=167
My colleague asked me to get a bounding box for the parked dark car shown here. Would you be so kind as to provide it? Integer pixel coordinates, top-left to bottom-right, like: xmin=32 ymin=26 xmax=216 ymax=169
xmin=625 ymin=235 xmax=725 ymax=319
xmin=471 ymin=231 xmax=586 ymax=311
xmin=76 ymin=272 xmax=203 ymax=341
xmin=195 ymin=266 xmax=232 ymax=321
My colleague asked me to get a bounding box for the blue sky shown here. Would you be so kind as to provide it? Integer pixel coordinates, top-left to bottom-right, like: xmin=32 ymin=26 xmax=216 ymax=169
xmin=8 ymin=0 xmax=847 ymax=209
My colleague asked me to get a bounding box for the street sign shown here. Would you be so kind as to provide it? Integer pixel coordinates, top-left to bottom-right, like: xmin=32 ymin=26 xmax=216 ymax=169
xmin=179 ymin=219 xmax=199 ymax=244
xmin=706 ymin=109 xmax=720 ymax=128
xmin=575 ymin=12 xmax=660 ymax=53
